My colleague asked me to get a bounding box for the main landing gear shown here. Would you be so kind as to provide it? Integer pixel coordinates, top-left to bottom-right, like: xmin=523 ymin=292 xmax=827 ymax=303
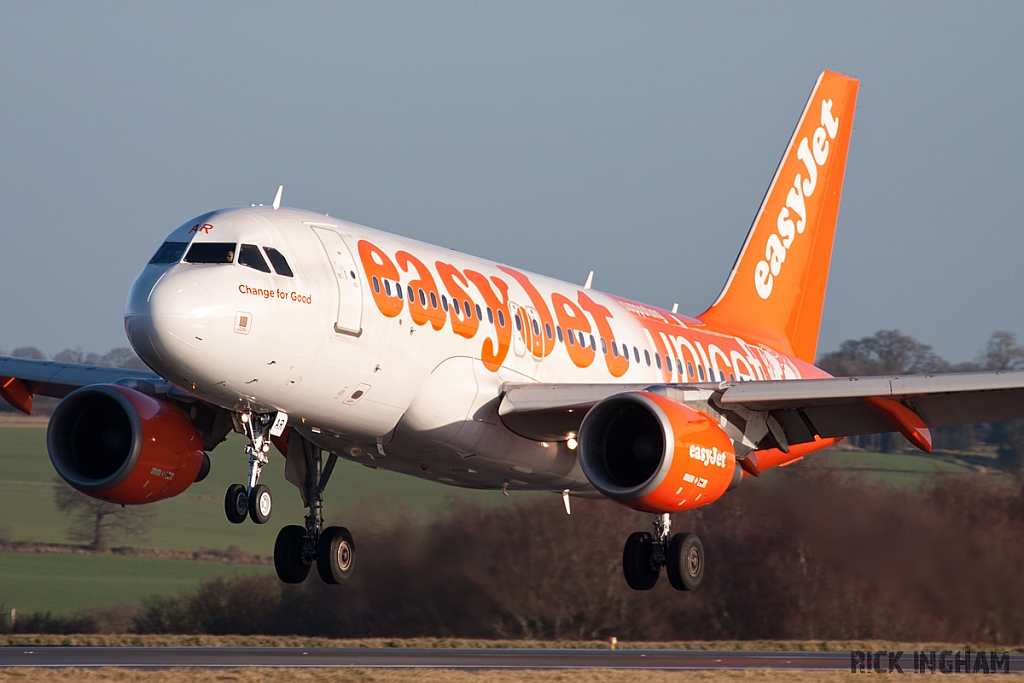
xmin=622 ymin=513 xmax=705 ymax=591
xmin=273 ymin=434 xmax=355 ymax=585
xmin=224 ymin=412 xmax=275 ymax=525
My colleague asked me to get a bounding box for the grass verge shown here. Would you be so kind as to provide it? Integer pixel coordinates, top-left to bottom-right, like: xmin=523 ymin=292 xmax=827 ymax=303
xmin=3 ymin=635 xmax=1024 ymax=653
xmin=0 ymin=670 xmax=1022 ymax=682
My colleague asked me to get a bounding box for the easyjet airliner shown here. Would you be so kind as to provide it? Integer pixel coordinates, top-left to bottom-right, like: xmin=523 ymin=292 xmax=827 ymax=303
xmin=4 ymin=71 xmax=1023 ymax=591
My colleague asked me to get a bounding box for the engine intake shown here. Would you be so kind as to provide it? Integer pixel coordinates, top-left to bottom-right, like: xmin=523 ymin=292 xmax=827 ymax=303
xmin=48 ymin=385 xmax=207 ymax=505
xmin=578 ymin=391 xmax=739 ymax=513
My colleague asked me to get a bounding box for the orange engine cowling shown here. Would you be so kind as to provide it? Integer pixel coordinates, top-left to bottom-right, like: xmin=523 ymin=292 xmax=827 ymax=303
xmin=47 ymin=385 xmax=207 ymax=505
xmin=578 ymin=391 xmax=739 ymax=513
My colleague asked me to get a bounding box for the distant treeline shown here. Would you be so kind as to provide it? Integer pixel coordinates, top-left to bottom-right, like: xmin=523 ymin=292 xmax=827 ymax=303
xmin=9 ymin=467 xmax=1024 ymax=643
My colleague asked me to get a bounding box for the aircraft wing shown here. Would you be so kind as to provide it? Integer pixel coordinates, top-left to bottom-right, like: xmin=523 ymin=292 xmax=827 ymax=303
xmin=0 ymin=355 xmax=165 ymax=414
xmin=498 ymin=370 xmax=1024 ymax=451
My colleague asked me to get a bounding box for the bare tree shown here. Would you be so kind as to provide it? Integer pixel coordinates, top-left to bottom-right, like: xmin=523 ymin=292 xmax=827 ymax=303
xmin=980 ymin=331 xmax=1024 ymax=371
xmin=10 ymin=347 xmax=45 ymax=360
xmin=817 ymin=329 xmax=950 ymax=377
xmin=52 ymin=479 xmax=157 ymax=551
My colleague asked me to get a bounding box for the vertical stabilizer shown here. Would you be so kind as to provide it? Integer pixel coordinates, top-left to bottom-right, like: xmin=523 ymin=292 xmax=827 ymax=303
xmin=699 ymin=71 xmax=859 ymax=363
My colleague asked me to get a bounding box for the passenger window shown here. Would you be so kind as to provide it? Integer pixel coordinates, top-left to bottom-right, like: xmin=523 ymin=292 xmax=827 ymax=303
xmin=665 ymin=355 xmax=671 ymax=370
xmin=567 ymin=329 xmax=575 ymax=346
xmin=397 ymin=285 xmax=403 ymax=300
xmin=655 ymin=354 xmax=661 ymax=369
xmin=698 ymin=366 xmax=705 ymax=381
xmin=441 ymin=296 xmax=449 ymax=312
xmin=149 ymin=241 xmax=188 ymax=265
xmin=644 ymin=350 xmax=651 ymax=366
xmin=263 ymin=247 xmax=294 ymax=277
xmin=407 ymin=286 xmax=414 ymax=301
xmin=452 ymin=298 xmax=461 ymax=315
xmin=578 ymin=331 xmax=586 ymax=347
xmin=532 ymin=319 xmax=540 ymax=336
xmin=464 ymin=301 xmax=472 ymax=318
xmin=589 ymin=334 xmax=596 ymax=350
xmin=515 ymin=315 xmax=522 ymax=331
xmin=429 ymin=291 xmax=437 ymax=309
xmin=729 ymin=373 xmax=735 ymax=381
xmin=557 ymin=327 xmax=563 ymax=342
xmin=238 ymin=244 xmax=271 ymax=273
xmin=601 ymin=338 xmax=607 ymax=354
xmin=633 ymin=347 xmax=640 ymax=363
xmin=676 ymin=358 xmax=683 ymax=375
xmin=418 ymin=289 xmax=426 ymax=307
xmin=545 ymin=322 xmax=553 ymax=339
xmin=185 ymin=242 xmax=236 ymax=264
xmin=384 ymin=280 xmax=392 ymax=296
xmin=611 ymin=341 xmax=618 ymax=358
xmin=372 ymin=276 xmax=381 ymax=293
xmin=476 ymin=304 xmax=483 ymax=320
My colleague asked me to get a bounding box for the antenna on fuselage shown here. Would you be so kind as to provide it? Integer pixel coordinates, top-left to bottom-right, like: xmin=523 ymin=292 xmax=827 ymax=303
xmin=272 ymin=185 xmax=283 ymax=210
xmin=672 ymin=303 xmax=679 ymax=313
xmin=583 ymin=271 xmax=594 ymax=289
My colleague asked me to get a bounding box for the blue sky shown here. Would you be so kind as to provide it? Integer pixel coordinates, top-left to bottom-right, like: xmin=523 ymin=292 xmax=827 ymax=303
xmin=1 ymin=2 xmax=1021 ymax=363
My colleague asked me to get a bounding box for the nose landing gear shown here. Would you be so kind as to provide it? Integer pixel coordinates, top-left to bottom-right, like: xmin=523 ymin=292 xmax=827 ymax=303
xmin=622 ymin=513 xmax=705 ymax=591
xmin=273 ymin=433 xmax=355 ymax=585
xmin=224 ymin=411 xmax=280 ymax=525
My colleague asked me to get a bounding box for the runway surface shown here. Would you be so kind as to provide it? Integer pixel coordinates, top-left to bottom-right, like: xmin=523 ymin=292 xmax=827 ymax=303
xmin=5 ymin=646 xmax=1020 ymax=671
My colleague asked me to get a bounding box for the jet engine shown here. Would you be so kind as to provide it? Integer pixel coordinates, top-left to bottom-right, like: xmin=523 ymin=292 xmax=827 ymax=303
xmin=48 ymin=384 xmax=208 ymax=505
xmin=578 ymin=391 xmax=740 ymax=513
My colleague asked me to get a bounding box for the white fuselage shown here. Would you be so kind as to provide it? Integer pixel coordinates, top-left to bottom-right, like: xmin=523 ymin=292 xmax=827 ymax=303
xmin=125 ymin=207 xmax=810 ymax=493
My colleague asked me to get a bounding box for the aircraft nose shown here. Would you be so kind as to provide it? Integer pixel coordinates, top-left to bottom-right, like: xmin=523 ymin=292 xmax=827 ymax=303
xmin=125 ymin=268 xmax=212 ymax=372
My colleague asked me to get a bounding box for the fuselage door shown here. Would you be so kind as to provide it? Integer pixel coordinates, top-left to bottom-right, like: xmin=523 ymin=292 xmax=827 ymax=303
xmin=312 ymin=227 xmax=362 ymax=337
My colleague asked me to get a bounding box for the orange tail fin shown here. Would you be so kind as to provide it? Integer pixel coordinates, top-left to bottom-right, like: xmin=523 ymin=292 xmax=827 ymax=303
xmin=699 ymin=71 xmax=859 ymax=364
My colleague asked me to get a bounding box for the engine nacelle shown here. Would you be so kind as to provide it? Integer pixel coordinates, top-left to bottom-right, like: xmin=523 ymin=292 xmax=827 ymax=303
xmin=48 ymin=384 xmax=206 ymax=505
xmin=578 ymin=391 xmax=739 ymax=513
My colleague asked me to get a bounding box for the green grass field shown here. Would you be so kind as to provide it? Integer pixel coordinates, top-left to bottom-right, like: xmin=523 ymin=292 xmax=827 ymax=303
xmin=0 ymin=552 xmax=272 ymax=614
xmin=0 ymin=425 xmax=520 ymax=615
xmin=0 ymin=427 xmax=514 ymax=553
xmin=0 ymin=423 xmax=1005 ymax=617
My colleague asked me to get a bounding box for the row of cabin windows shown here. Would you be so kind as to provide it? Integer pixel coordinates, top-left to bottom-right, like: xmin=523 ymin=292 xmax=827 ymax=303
xmin=151 ymin=241 xmax=294 ymax=278
xmin=370 ymin=275 xmax=738 ymax=382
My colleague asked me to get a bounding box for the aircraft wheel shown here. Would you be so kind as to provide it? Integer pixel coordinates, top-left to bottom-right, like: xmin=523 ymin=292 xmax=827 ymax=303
xmin=248 ymin=484 xmax=273 ymax=524
xmin=274 ymin=525 xmax=311 ymax=584
xmin=224 ymin=484 xmax=248 ymax=524
xmin=666 ymin=532 xmax=704 ymax=591
xmin=317 ymin=526 xmax=355 ymax=584
xmin=622 ymin=531 xmax=660 ymax=590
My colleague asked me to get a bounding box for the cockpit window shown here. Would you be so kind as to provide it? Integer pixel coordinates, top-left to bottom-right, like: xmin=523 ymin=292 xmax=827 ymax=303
xmin=238 ymin=244 xmax=272 ymax=273
xmin=149 ymin=241 xmax=189 ymax=265
xmin=263 ymin=247 xmax=294 ymax=277
xmin=185 ymin=242 xmax=236 ymax=264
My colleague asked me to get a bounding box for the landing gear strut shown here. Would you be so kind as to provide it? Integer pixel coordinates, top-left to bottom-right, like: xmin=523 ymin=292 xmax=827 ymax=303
xmin=224 ymin=412 xmax=276 ymax=525
xmin=622 ymin=513 xmax=705 ymax=591
xmin=273 ymin=434 xmax=355 ymax=585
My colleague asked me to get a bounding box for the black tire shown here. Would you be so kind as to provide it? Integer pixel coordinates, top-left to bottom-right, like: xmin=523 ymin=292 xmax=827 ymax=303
xmin=622 ymin=531 xmax=660 ymax=590
xmin=194 ymin=453 xmax=211 ymax=483
xmin=248 ymin=484 xmax=272 ymax=524
xmin=666 ymin=532 xmax=704 ymax=591
xmin=224 ymin=484 xmax=248 ymax=524
xmin=274 ymin=525 xmax=311 ymax=584
xmin=317 ymin=526 xmax=355 ymax=584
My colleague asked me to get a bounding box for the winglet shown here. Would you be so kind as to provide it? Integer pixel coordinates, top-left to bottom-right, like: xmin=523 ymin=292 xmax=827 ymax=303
xmin=699 ymin=71 xmax=859 ymax=363
xmin=272 ymin=185 xmax=283 ymax=210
